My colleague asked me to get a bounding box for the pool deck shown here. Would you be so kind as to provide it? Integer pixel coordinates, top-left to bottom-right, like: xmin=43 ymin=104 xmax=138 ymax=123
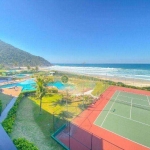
xmin=0 ymin=90 xmax=21 ymax=150
xmin=1 ymin=87 xmax=22 ymax=97
xmin=0 ymin=79 xmax=25 ymax=86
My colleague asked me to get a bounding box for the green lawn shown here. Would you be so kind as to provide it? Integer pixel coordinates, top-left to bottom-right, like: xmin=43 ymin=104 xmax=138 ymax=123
xmin=10 ymin=93 xmax=92 ymax=150
xmin=0 ymin=92 xmax=12 ymax=112
xmin=10 ymin=96 xmax=64 ymax=150
xmin=92 ymin=81 xmax=109 ymax=96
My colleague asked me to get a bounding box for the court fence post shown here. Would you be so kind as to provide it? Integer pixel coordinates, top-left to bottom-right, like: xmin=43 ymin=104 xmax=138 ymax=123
xmin=69 ymin=121 xmax=70 ymax=149
xmin=91 ymin=133 xmax=93 ymax=150
xmin=53 ymin=112 xmax=54 ymax=131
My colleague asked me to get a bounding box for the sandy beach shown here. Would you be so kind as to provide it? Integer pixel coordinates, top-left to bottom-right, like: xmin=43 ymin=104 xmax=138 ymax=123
xmin=42 ymin=67 xmax=150 ymax=87
xmin=95 ymin=75 xmax=150 ymax=87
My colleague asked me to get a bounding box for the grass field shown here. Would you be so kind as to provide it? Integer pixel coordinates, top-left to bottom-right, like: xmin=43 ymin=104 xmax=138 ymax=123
xmin=10 ymin=96 xmax=64 ymax=150
xmin=92 ymin=81 xmax=109 ymax=96
xmin=94 ymin=90 xmax=150 ymax=148
xmin=0 ymin=92 xmax=12 ymax=112
xmin=10 ymin=92 xmax=93 ymax=150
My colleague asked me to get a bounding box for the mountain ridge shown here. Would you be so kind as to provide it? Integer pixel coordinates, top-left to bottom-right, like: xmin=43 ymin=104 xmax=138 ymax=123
xmin=0 ymin=40 xmax=51 ymax=66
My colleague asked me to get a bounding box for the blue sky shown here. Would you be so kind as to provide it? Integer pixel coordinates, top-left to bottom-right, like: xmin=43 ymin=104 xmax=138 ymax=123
xmin=0 ymin=0 xmax=150 ymax=64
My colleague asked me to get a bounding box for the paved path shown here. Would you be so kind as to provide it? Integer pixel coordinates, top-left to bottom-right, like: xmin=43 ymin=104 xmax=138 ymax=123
xmin=0 ymin=124 xmax=17 ymax=150
xmin=74 ymin=89 xmax=98 ymax=98
xmin=0 ymin=97 xmax=17 ymax=123
xmin=0 ymin=97 xmax=18 ymax=150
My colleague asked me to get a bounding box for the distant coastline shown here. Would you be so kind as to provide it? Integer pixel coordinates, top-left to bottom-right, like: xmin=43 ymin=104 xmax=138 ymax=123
xmin=53 ymin=63 xmax=150 ymax=70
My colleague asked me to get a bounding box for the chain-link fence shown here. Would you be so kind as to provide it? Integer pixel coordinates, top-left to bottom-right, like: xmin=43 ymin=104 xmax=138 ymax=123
xmin=52 ymin=120 xmax=124 ymax=150
xmin=52 ymin=100 xmax=124 ymax=150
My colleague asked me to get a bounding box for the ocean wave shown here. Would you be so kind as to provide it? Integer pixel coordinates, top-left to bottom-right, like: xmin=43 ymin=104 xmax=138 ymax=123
xmin=135 ymin=75 xmax=150 ymax=77
xmin=49 ymin=65 xmax=150 ymax=81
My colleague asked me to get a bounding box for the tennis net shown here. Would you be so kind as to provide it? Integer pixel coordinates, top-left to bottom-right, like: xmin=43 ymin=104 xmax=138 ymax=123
xmin=110 ymin=98 xmax=150 ymax=111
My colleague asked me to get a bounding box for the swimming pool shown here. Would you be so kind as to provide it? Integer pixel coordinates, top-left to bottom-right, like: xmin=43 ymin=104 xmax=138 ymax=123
xmin=0 ymin=79 xmax=36 ymax=91
xmin=47 ymin=81 xmax=72 ymax=90
xmin=14 ymin=74 xmax=32 ymax=78
xmin=0 ymin=80 xmax=73 ymax=91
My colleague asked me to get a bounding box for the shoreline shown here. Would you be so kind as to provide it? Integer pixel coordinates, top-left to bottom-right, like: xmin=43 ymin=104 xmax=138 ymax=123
xmin=42 ymin=68 xmax=150 ymax=87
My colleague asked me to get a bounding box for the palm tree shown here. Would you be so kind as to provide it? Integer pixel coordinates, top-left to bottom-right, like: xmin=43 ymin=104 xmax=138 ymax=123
xmin=36 ymin=75 xmax=54 ymax=114
xmin=61 ymin=75 xmax=69 ymax=106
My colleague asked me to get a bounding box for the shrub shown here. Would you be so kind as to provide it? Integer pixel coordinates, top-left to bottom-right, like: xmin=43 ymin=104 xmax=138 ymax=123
xmin=61 ymin=75 xmax=68 ymax=83
xmin=0 ymin=99 xmax=2 ymax=115
xmin=2 ymin=94 xmax=24 ymax=134
xmin=47 ymin=87 xmax=58 ymax=93
xmin=92 ymin=82 xmax=107 ymax=96
xmin=117 ymin=82 xmax=125 ymax=86
xmin=13 ymin=138 xmax=38 ymax=150
xmin=21 ymin=90 xmax=36 ymax=96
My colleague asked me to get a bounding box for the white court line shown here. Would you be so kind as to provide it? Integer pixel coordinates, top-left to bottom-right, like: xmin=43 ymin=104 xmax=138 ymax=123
xmin=130 ymin=99 xmax=132 ymax=119
xmin=94 ymin=123 xmax=150 ymax=149
xmin=118 ymin=94 xmax=148 ymax=102
xmin=120 ymin=90 xmax=148 ymax=98
xmin=147 ymin=96 xmax=150 ymax=105
xmin=100 ymin=92 xmax=120 ymax=127
xmin=110 ymin=98 xmax=150 ymax=109
xmin=93 ymin=90 xmax=119 ymax=125
xmin=93 ymin=90 xmax=150 ymax=149
xmin=110 ymin=112 xmax=150 ymax=127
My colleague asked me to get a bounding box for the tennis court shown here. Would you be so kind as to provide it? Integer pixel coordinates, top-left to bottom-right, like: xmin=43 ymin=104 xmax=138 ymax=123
xmin=94 ymin=90 xmax=150 ymax=148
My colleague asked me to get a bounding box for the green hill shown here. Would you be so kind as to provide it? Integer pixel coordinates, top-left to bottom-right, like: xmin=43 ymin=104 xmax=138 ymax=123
xmin=0 ymin=40 xmax=51 ymax=67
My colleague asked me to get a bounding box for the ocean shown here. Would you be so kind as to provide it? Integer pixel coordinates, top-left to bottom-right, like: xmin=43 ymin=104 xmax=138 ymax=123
xmin=48 ymin=64 xmax=150 ymax=81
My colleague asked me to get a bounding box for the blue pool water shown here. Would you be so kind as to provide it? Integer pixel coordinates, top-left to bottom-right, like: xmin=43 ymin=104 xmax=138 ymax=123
xmin=0 ymin=80 xmax=73 ymax=91
xmin=15 ymin=74 xmax=27 ymax=78
xmin=47 ymin=81 xmax=69 ymax=90
xmin=14 ymin=74 xmax=32 ymax=78
xmin=0 ymin=79 xmax=36 ymax=91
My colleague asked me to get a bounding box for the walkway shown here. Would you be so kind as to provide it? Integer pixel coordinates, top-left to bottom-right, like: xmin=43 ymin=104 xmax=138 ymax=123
xmin=0 ymin=124 xmax=17 ymax=150
xmin=74 ymin=89 xmax=98 ymax=98
xmin=0 ymin=97 xmax=17 ymax=123
xmin=0 ymin=97 xmax=18 ymax=150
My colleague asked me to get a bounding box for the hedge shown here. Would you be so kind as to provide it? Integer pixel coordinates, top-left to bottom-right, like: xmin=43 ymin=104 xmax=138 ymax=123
xmin=13 ymin=138 xmax=38 ymax=150
xmin=21 ymin=90 xmax=36 ymax=96
xmin=2 ymin=94 xmax=24 ymax=134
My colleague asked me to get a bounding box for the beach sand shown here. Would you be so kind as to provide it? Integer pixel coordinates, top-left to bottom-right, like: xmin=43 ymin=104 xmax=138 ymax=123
xmin=95 ymin=75 xmax=150 ymax=87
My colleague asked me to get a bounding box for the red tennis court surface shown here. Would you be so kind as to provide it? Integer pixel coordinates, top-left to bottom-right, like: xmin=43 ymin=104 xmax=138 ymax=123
xmin=56 ymin=86 xmax=150 ymax=150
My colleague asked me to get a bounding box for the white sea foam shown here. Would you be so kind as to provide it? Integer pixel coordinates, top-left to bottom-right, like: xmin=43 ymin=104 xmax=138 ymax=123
xmin=48 ymin=65 xmax=150 ymax=81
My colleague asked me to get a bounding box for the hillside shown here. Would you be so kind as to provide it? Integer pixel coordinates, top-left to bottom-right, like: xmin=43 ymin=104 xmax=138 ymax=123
xmin=0 ymin=40 xmax=51 ymax=66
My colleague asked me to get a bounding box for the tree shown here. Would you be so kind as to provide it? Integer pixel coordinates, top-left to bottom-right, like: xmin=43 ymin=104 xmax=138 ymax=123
xmin=31 ymin=68 xmax=35 ymax=72
xmin=15 ymin=62 xmax=18 ymax=68
xmin=36 ymin=75 xmax=54 ymax=114
xmin=35 ymin=66 xmax=39 ymax=72
xmin=61 ymin=75 xmax=68 ymax=83
xmin=27 ymin=65 xmax=30 ymax=71
xmin=0 ymin=64 xmax=4 ymax=69
xmin=61 ymin=75 xmax=69 ymax=107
